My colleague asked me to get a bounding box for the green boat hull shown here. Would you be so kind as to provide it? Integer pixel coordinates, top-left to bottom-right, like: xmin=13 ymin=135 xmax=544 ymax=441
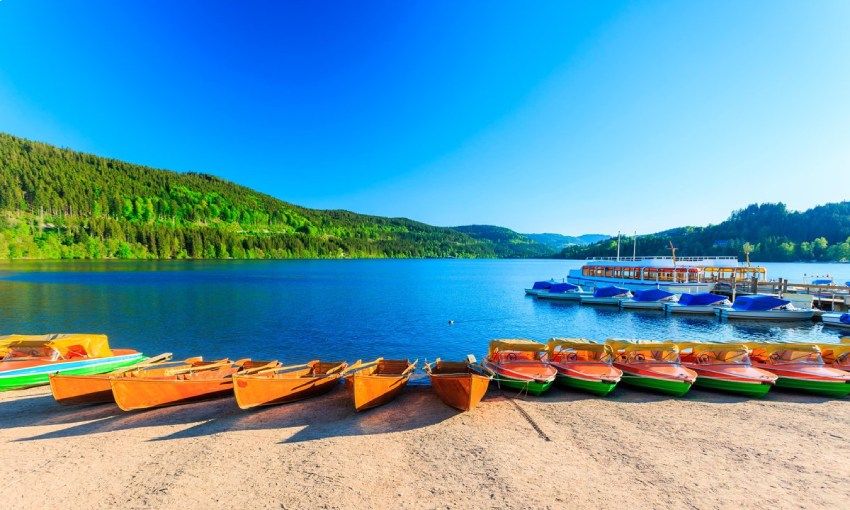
xmin=693 ymin=376 xmax=772 ymax=398
xmin=774 ymin=377 xmax=850 ymax=398
xmin=0 ymin=356 xmax=146 ymax=391
xmin=495 ymin=376 xmax=553 ymax=396
xmin=620 ymin=373 xmax=692 ymax=397
xmin=555 ymin=374 xmax=618 ymax=396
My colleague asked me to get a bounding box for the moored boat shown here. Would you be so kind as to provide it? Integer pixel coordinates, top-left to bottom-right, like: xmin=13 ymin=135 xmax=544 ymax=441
xmin=525 ymin=280 xmax=555 ymax=296
xmin=580 ymin=286 xmax=631 ymax=306
xmin=620 ymin=288 xmax=676 ymax=310
xmin=746 ymin=343 xmax=850 ymax=397
xmin=663 ymin=293 xmax=728 ymax=314
xmin=482 ymin=339 xmax=556 ymax=395
xmin=0 ymin=334 xmax=146 ymax=391
xmin=536 ymin=282 xmax=591 ymax=301
xmin=821 ymin=312 xmax=850 ymax=330
xmin=49 ymin=352 xmax=175 ymax=405
xmin=676 ymin=342 xmax=777 ymax=397
xmin=425 ymin=356 xmax=491 ymax=411
xmin=232 ymin=360 xmax=348 ymax=410
xmin=716 ymin=295 xmax=814 ymax=321
xmin=344 ymin=358 xmax=417 ymax=411
xmin=546 ymin=338 xmax=622 ymax=396
xmin=111 ymin=358 xmax=279 ymax=411
xmin=607 ymin=339 xmax=697 ymax=396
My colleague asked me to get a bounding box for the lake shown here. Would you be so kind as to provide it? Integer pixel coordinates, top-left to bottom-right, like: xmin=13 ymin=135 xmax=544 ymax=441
xmin=1 ymin=259 xmax=848 ymax=362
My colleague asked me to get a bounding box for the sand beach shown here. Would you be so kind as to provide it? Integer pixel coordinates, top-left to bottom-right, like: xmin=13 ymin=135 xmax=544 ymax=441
xmin=1 ymin=380 xmax=848 ymax=510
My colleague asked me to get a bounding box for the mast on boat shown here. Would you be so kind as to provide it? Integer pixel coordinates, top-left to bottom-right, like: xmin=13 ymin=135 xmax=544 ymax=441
xmin=616 ymin=231 xmax=621 ymax=261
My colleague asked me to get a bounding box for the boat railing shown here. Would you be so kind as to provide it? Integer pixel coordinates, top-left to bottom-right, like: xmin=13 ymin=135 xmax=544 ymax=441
xmin=586 ymin=256 xmax=738 ymax=262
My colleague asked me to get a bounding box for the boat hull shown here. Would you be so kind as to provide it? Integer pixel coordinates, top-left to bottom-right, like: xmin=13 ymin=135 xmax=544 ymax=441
xmin=555 ymin=374 xmax=617 ymax=396
xmin=233 ymin=373 xmax=342 ymax=410
xmin=49 ymin=373 xmax=116 ymax=405
xmin=664 ymin=303 xmax=721 ymax=314
xmin=620 ymin=300 xmax=667 ymax=310
xmin=428 ymin=372 xmax=490 ymax=411
xmin=822 ymin=315 xmax=850 ymax=329
xmin=111 ymin=377 xmax=235 ymax=411
xmin=716 ymin=308 xmax=814 ymax=320
xmin=692 ymin=376 xmax=772 ymax=398
xmin=537 ymin=291 xmax=590 ymax=301
xmin=773 ymin=377 xmax=850 ymax=398
xmin=580 ymin=296 xmax=626 ymax=306
xmin=618 ymin=372 xmax=693 ymax=396
xmin=493 ymin=376 xmax=553 ymax=396
xmin=347 ymin=374 xmax=410 ymax=411
xmin=0 ymin=351 xmax=145 ymax=392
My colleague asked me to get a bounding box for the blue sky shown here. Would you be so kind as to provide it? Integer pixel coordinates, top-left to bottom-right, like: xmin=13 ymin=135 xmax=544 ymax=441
xmin=1 ymin=1 xmax=848 ymax=234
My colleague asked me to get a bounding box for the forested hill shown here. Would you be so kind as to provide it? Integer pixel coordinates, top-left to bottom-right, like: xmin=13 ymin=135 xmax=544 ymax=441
xmin=0 ymin=133 xmax=554 ymax=259
xmin=562 ymin=202 xmax=850 ymax=262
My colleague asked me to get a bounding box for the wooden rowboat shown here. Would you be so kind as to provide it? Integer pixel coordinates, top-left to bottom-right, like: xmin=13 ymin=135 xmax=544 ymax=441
xmin=232 ymin=360 xmax=348 ymax=410
xmin=111 ymin=358 xmax=279 ymax=411
xmin=48 ymin=353 xmax=176 ymax=405
xmin=344 ymin=358 xmax=417 ymax=411
xmin=425 ymin=357 xmax=490 ymax=411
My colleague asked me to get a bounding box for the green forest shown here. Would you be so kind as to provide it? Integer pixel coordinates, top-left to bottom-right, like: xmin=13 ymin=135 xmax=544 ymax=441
xmin=0 ymin=133 xmax=548 ymax=260
xmin=562 ymin=202 xmax=850 ymax=262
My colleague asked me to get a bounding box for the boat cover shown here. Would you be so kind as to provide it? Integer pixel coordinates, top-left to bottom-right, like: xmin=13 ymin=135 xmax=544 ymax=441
xmin=488 ymin=338 xmax=547 ymax=355
xmin=841 ymin=314 xmax=850 ymax=325
xmin=731 ymin=295 xmax=790 ymax=311
xmin=676 ymin=342 xmax=750 ymax=363
xmin=746 ymin=343 xmax=822 ymax=364
xmin=531 ymin=281 xmax=553 ymax=290
xmin=548 ymin=282 xmax=579 ymax=293
xmin=632 ymin=289 xmax=674 ymax=302
xmin=0 ymin=334 xmax=112 ymax=359
xmin=677 ymin=293 xmax=726 ymax=306
xmin=606 ymin=339 xmax=680 ymax=363
xmin=547 ymin=338 xmax=613 ymax=362
xmin=812 ymin=279 xmax=833 ymax=285
xmin=593 ymin=286 xmax=629 ymax=298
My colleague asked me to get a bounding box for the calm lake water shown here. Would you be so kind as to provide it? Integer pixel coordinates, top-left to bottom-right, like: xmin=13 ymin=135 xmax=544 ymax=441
xmin=0 ymin=259 xmax=848 ymax=362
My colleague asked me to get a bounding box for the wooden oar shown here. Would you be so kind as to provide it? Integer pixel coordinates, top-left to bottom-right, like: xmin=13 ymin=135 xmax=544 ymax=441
xmin=166 ymin=359 xmax=232 ymax=376
xmin=400 ymin=359 xmax=419 ymax=377
xmin=111 ymin=352 xmax=173 ymax=374
xmin=238 ymin=361 xmax=283 ymax=376
xmin=341 ymin=357 xmax=383 ymax=375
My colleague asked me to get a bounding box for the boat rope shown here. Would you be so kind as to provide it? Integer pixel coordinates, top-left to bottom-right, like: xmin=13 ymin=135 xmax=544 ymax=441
xmin=502 ymin=392 xmax=551 ymax=442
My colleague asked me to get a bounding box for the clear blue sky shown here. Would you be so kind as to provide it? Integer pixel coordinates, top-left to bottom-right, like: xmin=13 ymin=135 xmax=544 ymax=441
xmin=1 ymin=1 xmax=848 ymax=234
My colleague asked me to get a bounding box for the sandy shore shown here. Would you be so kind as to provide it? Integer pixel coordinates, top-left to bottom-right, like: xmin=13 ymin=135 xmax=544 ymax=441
xmin=2 ymin=380 xmax=849 ymax=510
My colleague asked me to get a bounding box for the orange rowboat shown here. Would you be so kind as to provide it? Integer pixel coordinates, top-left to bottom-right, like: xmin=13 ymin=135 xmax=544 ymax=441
xmin=49 ymin=352 xmax=175 ymax=405
xmin=425 ymin=357 xmax=491 ymax=411
xmin=111 ymin=358 xmax=279 ymax=411
xmin=232 ymin=360 xmax=348 ymax=410
xmin=344 ymin=358 xmax=417 ymax=411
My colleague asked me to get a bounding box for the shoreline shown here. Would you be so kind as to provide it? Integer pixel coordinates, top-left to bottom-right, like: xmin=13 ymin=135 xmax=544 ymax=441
xmin=2 ymin=382 xmax=848 ymax=509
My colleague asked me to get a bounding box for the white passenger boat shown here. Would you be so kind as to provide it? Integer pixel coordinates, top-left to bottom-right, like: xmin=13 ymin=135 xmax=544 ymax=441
xmin=524 ymin=280 xmax=555 ymax=296
xmin=715 ymin=295 xmax=814 ymax=321
xmin=620 ymin=288 xmax=676 ymax=310
xmin=537 ymin=282 xmax=591 ymax=301
xmin=663 ymin=293 xmax=729 ymax=314
xmin=580 ymin=286 xmax=631 ymax=306
xmin=822 ymin=313 xmax=850 ymax=329
xmin=567 ymin=256 xmax=765 ymax=294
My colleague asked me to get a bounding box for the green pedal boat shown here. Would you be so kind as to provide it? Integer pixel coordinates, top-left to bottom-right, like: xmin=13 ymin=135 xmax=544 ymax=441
xmin=482 ymin=339 xmax=556 ymax=396
xmin=678 ymin=342 xmax=777 ymax=398
xmin=0 ymin=334 xmax=145 ymax=391
xmin=546 ymin=338 xmax=622 ymax=396
xmin=608 ymin=339 xmax=697 ymax=397
xmin=747 ymin=343 xmax=850 ymax=398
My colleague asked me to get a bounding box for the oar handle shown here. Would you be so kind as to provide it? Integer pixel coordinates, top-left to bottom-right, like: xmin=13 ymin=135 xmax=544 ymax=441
xmin=401 ymin=359 xmax=418 ymax=377
xmin=112 ymin=352 xmax=173 ymax=374
xmin=166 ymin=359 xmax=231 ymax=376
xmin=341 ymin=357 xmax=383 ymax=375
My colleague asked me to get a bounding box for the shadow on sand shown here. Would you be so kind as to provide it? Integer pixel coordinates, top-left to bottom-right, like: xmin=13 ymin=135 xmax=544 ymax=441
xmin=1 ymin=380 xmax=838 ymax=444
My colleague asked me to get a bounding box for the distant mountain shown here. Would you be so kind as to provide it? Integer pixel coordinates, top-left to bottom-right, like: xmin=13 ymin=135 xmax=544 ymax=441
xmin=0 ymin=133 xmax=553 ymax=260
xmin=451 ymin=225 xmax=556 ymax=258
xmin=561 ymin=202 xmax=850 ymax=262
xmin=524 ymin=233 xmax=609 ymax=251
